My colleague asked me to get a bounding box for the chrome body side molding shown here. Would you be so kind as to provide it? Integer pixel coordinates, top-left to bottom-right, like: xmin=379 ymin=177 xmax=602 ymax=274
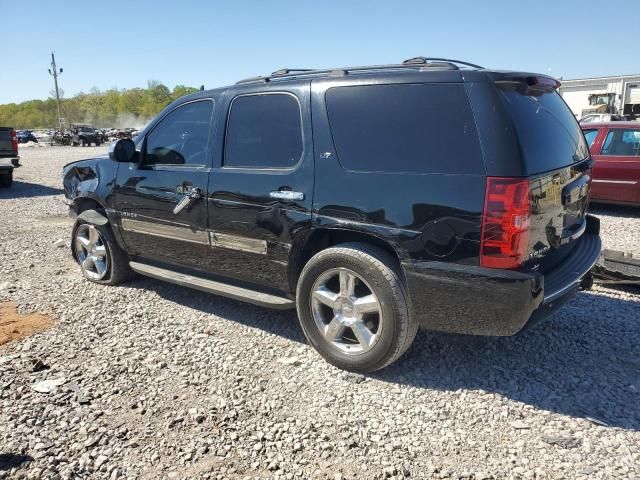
xmin=210 ymin=232 xmax=267 ymax=255
xmin=120 ymin=216 xmax=269 ymax=254
xmin=121 ymin=218 xmax=209 ymax=245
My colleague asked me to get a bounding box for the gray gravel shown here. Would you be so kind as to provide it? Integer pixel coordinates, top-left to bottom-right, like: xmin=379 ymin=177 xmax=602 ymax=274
xmin=1 ymin=146 xmax=639 ymax=480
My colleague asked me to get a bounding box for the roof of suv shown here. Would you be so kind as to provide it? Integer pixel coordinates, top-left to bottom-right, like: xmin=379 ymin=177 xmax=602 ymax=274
xmin=234 ymin=57 xmax=485 ymax=84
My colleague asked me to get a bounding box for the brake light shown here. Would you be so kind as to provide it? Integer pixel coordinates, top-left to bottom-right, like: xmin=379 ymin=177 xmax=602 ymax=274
xmin=11 ymin=129 xmax=18 ymax=152
xmin=525 ymin=76 xmax=561 ymax=91
xmin=480 ymin=177 xmax=531 ymax=269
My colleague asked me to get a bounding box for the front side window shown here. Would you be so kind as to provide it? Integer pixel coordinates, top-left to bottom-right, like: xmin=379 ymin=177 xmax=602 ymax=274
xmin=224 ymin=93 xmax=303 ymax=169
xmin=601 ymin=129 xmax=640 ymax=156
xmin=144 ymin=100 xmax=213 ymax=166
xmin=583 ymin=129 xmax=598 ymax=148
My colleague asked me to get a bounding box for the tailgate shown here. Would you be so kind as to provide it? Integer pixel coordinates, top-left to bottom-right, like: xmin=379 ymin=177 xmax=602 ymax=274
xmin=0 ymin=128 xmax=16 ymax=156
xmin=528 ymin=160 xmax=592 ymax=272
xmin=492 ymin=79 xmax=593 ymax=272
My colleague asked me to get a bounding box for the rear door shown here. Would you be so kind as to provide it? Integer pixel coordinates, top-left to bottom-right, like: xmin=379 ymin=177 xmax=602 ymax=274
xmin=591 ymin=127 xmax=640 ymax=204
xmin=205 ymin=83 xmax=314 ymax=291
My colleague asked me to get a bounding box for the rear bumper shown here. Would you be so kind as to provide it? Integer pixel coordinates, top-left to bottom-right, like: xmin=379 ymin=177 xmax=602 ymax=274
xmin=0 ymin=156 xmax=18 ymax=168
xmin=402 ymin=215 xmax=602 ymax=336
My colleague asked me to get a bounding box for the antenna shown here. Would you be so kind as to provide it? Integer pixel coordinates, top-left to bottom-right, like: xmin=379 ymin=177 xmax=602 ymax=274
xmin=48 ymin=52 xmax=64 ymax=129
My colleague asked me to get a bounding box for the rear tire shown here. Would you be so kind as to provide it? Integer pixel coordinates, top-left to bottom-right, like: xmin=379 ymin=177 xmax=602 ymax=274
xmin=296 ymin=243 xmax=417 ymax=372
xmin=72 ymin=217 xmax=132 ymax=285
xmin=0 ymin=172 xmax=13 ymax=188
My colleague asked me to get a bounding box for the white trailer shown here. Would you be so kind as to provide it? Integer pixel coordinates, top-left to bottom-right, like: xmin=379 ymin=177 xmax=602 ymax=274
xmin=558 ymin=74 xmax=640 ymax=120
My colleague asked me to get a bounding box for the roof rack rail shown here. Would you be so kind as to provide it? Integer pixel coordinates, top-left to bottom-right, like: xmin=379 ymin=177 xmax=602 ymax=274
xmin=236 ymin=57 xmax=483 ymax=84
xmin=271 ymin=68 xmax=314 ymax=76
xmin=402 ymin=56 xmax=484 ymax=69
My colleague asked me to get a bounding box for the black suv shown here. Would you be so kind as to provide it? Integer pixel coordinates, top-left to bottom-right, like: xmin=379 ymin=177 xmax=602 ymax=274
xmin=70 ymin=124 xmax=102 ymax=147
xmin=62 ymin=57 xmax=601 ymax=372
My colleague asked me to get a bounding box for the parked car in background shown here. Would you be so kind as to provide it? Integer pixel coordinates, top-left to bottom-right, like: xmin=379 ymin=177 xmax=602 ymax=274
xmin=582 ymin=122 xmax=640 ymax=206
xmin=0 ymin=127 xmax=19 ymax=187
xmin=17 ymin=130 xmax=38 ymax=143
xmin=62 ymin=58 xmax=601 ymax=372
xmin=70 ymin=124 xmax=102 ymax=147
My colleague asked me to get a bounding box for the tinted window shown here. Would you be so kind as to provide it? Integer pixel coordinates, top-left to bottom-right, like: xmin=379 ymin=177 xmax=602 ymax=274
xmin=583 ymin=129 xmax=598 ymax=148
xmin=224 ymin=93 xmax=302 ymax=168
xmin=325 ymin=84 xmax=483 ymax=174
xmin=497 ymin=89 xmax=589 ymax=173
xmin=602 ymin=129 xmax=640 ymax=156
xmin=145 ymin=101 xmax=213 ymax=166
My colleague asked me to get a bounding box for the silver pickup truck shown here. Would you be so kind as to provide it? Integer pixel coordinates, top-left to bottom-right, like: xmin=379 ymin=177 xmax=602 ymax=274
xmin=0 ymin=127 xmax=19 ymax=187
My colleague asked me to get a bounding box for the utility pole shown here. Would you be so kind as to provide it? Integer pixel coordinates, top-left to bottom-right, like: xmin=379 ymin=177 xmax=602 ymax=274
xmin=48 ymin=52 xmax=63 ymax=129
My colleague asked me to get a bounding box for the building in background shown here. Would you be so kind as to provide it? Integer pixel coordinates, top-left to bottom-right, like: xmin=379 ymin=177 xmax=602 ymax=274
xmin=558 ymin=74 xmax=640 ymax=121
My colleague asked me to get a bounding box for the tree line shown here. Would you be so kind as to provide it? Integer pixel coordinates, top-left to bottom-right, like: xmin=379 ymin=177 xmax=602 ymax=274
xmin=0 ymin=81 xmax=199 ymax=129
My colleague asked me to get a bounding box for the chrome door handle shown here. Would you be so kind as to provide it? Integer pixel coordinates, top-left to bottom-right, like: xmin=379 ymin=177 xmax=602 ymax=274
xmin=173 ymin=187 xmax=202 ymax=214
xmin=269 ymin=190 xmax=304 ymax=201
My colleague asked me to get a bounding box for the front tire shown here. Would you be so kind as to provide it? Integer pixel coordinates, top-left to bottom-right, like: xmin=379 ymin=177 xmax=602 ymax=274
xmin=296 ymin=243 xmax=417 ymax=372
xmin=72 ymin=219 xmax=132 ymax=285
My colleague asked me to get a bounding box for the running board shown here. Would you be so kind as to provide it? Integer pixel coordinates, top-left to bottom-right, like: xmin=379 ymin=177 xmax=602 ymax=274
xmin=129 ymin=261 xmax=295 ymax=310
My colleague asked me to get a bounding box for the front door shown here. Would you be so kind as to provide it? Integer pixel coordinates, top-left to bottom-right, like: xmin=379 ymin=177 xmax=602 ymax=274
xmin=592 ymin=127 xmax=640 ymax=204
xmin=113 ymin=99 xmax=215 ymax=271
xmin=205 ymin=84 xmax=314 ymax=291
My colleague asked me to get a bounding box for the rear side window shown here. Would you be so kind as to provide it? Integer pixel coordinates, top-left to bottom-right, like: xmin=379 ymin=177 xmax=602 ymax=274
xmin=601 ymin=129 xmax=640 ymax=156
xmin=325 ymin=83 xmax=483 ymax=174
xmin=497 ymin=89 xmax=589 ymax=173
xmin=224 ymin=93 xmax=303 ymax=168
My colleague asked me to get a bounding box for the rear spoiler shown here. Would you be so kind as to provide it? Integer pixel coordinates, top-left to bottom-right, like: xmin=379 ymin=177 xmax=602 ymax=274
xmin=493 ymin=74 xmax=561 ymax=96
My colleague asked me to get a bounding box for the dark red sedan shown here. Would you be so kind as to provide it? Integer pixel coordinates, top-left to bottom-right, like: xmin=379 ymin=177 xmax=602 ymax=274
xmin=582 ymin=122 xmax=640 ymax=206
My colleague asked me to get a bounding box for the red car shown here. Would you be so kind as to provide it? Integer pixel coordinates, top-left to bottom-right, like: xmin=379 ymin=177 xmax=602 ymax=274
xmin=582 ymin=122 xmax=640 ymax=206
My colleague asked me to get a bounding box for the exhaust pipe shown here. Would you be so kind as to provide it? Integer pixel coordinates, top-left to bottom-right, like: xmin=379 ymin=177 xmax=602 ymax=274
xmin=579 ymin=273 xmax=594 ymax=291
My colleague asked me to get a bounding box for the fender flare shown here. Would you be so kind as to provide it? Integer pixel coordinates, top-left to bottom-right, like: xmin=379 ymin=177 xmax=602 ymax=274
xmin=77 ymin=209 xmax=109 ymax=226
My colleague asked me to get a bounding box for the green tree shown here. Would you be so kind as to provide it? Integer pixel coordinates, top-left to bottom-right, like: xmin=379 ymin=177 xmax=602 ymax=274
xmin=0 ymin=81 xmax=197 ymax=129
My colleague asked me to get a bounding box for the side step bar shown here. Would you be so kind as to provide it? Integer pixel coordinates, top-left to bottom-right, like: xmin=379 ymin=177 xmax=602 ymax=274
xmin=129 ymin=261 xmax=295 ymax=310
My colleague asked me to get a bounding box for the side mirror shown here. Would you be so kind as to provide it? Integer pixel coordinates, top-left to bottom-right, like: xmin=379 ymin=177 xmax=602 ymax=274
xmin=108 ymin=138 xmax=136 ymax=162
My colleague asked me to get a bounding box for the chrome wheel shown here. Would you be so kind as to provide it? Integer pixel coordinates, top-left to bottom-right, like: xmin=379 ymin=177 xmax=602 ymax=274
xmin=310 ymin=268 xmax=382 ymax=355
xmin=75 ymin=224 xmax=109 ymax=280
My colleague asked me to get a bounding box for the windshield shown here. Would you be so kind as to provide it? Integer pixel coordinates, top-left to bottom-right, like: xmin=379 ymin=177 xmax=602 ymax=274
xmin=497 ymin=89 xmax=589 ymax=174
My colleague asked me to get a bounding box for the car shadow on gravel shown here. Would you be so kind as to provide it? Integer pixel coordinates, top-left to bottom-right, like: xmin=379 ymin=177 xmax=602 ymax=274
xmin=124 ymin=276 xmax=306 ymax=344
xmin=0 ymin=181 xmax=63 ymax=199
xmin=123 ymin=277 xmax=639 ymax=430
xmin=0 ymin=453 xmax=33 ymax=471
xmin=374 ymin=291 xmax=640 ymax=431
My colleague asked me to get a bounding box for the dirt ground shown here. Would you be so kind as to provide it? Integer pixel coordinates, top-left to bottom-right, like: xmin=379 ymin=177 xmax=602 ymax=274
xmin=0 ymin=302 xmax=53 ymax=346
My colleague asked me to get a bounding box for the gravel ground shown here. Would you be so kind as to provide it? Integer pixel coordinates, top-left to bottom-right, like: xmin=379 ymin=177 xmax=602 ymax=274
xmin=1 ymin=146 xmax=639 ymax=480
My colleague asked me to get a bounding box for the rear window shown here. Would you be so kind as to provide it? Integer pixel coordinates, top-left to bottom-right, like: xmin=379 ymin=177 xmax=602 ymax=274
xmin=497 ymin=89 xmax=589 ymax=173
xmin=325 ymin=84 xmax=483 ymax=174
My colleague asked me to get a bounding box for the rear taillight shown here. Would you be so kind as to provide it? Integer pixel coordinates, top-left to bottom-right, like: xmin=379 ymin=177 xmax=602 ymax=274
xmin=11 ymin=129 xmax=18 ymax=152
xmin=480 ymin=177 xmax=531 ymax=269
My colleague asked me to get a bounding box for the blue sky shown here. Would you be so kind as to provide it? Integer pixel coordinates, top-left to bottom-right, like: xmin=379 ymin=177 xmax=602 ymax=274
xmin=2 ymin=0 xmax=638 ymax=104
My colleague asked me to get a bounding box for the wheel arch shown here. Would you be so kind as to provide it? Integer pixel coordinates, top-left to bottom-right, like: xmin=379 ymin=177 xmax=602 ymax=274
xmin=72 ymin=196 xmax=107 ymax=216
xmin=289 ymin=227 xmax=406 ymax=292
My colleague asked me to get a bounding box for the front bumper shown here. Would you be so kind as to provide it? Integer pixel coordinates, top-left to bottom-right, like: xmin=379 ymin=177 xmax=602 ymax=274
xmin=402 ymin=215 xmax=602 ymax=336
